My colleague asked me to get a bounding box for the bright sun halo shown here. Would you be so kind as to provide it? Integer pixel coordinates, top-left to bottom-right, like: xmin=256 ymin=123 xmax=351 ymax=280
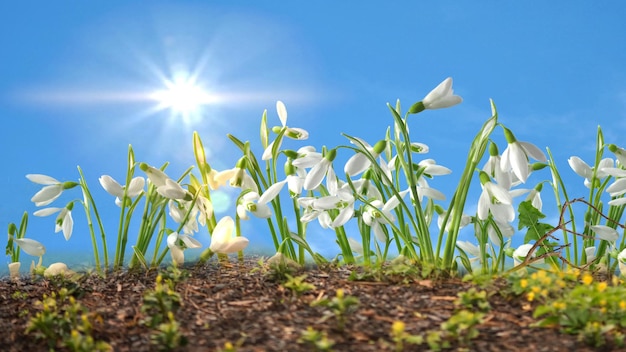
xmin=151 ymin=77 xmax=214 ymax=121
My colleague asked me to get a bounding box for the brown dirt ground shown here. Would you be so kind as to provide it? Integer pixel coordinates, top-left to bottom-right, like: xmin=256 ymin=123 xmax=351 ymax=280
xmin=0 ymin=258 xmax=623 ymax=352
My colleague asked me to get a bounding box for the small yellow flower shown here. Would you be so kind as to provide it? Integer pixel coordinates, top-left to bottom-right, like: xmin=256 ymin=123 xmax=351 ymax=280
xmin=392 ymin=321 xmax=406 ymax=335
xmin=597 ymin=282 xmax=608 ymax=293
xmin=582 ymin=274 xmax=593 ymax=285
xmin=531 ymin=286 xmax=541 ymax=294
xmin=527 ymin=292 xmax=536 ymax=302
xmin=619 ymin=301 xmax=626 ymax=310
xmin=520 ymin=279 xmax=528 ymax=289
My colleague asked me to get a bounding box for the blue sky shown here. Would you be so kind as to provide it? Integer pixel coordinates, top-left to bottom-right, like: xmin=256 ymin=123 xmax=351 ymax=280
xmin=2 ymin=2 xmax=626 ymax=269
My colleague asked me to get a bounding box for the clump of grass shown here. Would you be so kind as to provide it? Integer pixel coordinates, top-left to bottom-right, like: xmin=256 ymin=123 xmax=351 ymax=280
xmin=26 ymin=287 xmax=110 ymax=352
xmin=140 ymin=270 xmax=188 ymax=350
xmin=311 ymin=289 xmax=360 ymax=331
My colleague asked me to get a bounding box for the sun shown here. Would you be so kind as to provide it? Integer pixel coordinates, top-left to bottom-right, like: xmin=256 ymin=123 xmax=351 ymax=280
xmin=150 ymin=76 xmax=215 ymax=122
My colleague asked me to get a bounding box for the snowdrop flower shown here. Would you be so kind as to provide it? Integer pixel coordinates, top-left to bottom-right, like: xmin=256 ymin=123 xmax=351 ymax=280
xmin=140 ymin=163 xmax=191 ymax=200
xmin=483 ymin=143 xmax=512 ymax=189
xmin=618 ymin=248 xmax=626 ymax=276
xmin=352 ymin=170 xmax=382 ymax=200
xmin=26 ymin=174 xmax=79 ymax=207
xmin=168 ymin=200 xmax=200 ymax=233
xmin=568 ymin=156 xmax=593 ymax=181
xmin=477 ymin=172 xmax=514 ymax=224
xmin=209 ymin=216 xmax=250 ymax=254
xmin=585 ymin=246 xmax=597 ymax=264
xmin=344 ymin=139 xmax=386 ymax=176
xmin=456 ymin=241 xmax=482 ymax=264
xmin=609 ymin=144 xmax=626 ymax=167
xmin=500 ymin=127 xmax=546 ymax=183
xmin=590 ymin=225 xmax=619 ymax=243
xmin=214 ymin=158 xmax=259 ymax=193
xmin=418 ymin=159 xmax=452 ymax=177
xmin=237 ymin=191 xmax=272 ymax=220
xmin=348 ymin=238 xmax=365 ymax=256
xmin=262 ymin=101 xmax=309 ymax=160
xmin=304 ymin=149 xmax=337 ymax=191
xmin=437 ymin=209 xmax=471 ymax=233
xmin=512 ymin=243 xmax=538 ymax=266
xmin=486 ymin=220 xmax=515 ymax=247
xmin=509 ymin=183 xmax=543 ymax=212
xmin=291 ymin=146 xmax=323 ymax=169
xmin=14 ymin=237 xmax=46 ymax=257
xmin=99 ymin=175 xmax=145 ymax=206
xmin=362 ymin=190 xmax=408 ymax=242
xmin=167 ymin=232 xmax=202 ymax=266
xmin=34 ymin=204 xmax=74 ymax=241
xmin=410 ymin=77 xmax=463 ymax=113
xmin=569 ymin=156 xmax=613 ymax=188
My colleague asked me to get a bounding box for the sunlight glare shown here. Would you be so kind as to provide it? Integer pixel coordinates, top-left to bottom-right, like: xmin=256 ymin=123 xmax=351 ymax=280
xmin=151 ymin=77 xmax=215 ymax=122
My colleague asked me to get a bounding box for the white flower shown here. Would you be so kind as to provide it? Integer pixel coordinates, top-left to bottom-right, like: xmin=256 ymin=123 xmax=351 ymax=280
xmin=262 ymin=101 xmax=309 ymax=160
xmin=418 ymin=159 xmax=451 ymax=176
xmin=437 ymin=210 xmax=471 ymax=233
xmin=209 ymin=216 xmax=250 ymax=254
xmin=500 ymin=128 xmax=546 ymax=183
xmin=362 ymin=191 xmax=407 ymax=242
xmin=486 ymin=220 xmax=515 ymax=247
xmin=477 ymin=173 xmax=514 ymax=224
xmin=26 ymin=174 xmax=76 ymax=207
xmin=344 ymin=139 xmax=386 ymax=176
xmin=585 ymin=246 xmax=597 ymax=264
xmin=14 ymin=238 xmax=46 ymax=257
xmin=618 ymin=247 xmax=626 ymax=276
xmin=291 ymin=146 xmax=323 ymax=169
xmin=167 ymin=232 xmax=202 ymax=266
xmin=568 ymin=156 xmax=593 ymax=180
xmin=303 ymin=150 xmax=336 ymax=191
xmin=140 ymin=164 xmax=190 ymax=200
xmin=168 ymin=200 xmax=200 ymax=233
xmin=421 ymin=77 xmax=463 ymax=110
xmin=483 ymin=145 xmax=512 ymax=189
xmin=237 ymin=191 xmax=272 ymax=220
xmin=456 ymin=241 xmax=481 ymax=263
xmin=214 ymin=165 xmax=259 ymax=193
xmin=590 ymin=225 xmax=619 ymax=243
xmin=512 ymin=243 xmax=542 ymax=266
xmin=609 ymin=144 xmax=626 ymax=167
xmin=348 ymin=238 xmax=364 ymax=255
xmin=34 ymin=206 xmax=74 ymax=241
xmin=99 ymin=175 xmax=145 ymax=206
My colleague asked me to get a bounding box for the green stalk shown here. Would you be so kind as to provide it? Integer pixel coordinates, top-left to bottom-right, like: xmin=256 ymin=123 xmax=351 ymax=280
xmin=440 ymin=102 xmax=497 ymax=270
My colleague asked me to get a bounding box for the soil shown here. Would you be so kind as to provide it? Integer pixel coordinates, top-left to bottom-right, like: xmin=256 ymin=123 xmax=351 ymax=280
xmin=0 ymin=258 xmax=622 ymax=352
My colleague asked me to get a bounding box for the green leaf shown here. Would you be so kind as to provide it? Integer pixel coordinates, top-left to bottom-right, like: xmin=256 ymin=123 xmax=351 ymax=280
xmin=518 ymin=201 xmax=554 ymax=242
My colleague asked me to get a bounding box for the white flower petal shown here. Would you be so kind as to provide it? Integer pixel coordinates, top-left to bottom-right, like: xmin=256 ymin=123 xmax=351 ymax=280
xmin=99 ymin=175 xmax=124 ymax=198
xmin=276 ymin=101 xmax=288 ymax=127
xmin=26 ymin=174 xmax=60 ymax=185
xmin=14 ymin=238 xmax=46 ymax=257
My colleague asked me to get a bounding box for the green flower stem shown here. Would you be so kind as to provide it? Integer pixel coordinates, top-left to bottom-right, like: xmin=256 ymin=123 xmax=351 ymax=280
xmin=386 ymin=104 xmax=432 ymax=261
xmin=547 ymin=148 xmax=577 ymax=265
xmin=334 ymin=225 xmax=354 ymax=264
xmin=78 ymin=166 xmax=106 ymax=273
xmin=440 ymin=104 xmax=497 ymax=270
xmin=292 ymin=198 xmax=306 ymax=264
